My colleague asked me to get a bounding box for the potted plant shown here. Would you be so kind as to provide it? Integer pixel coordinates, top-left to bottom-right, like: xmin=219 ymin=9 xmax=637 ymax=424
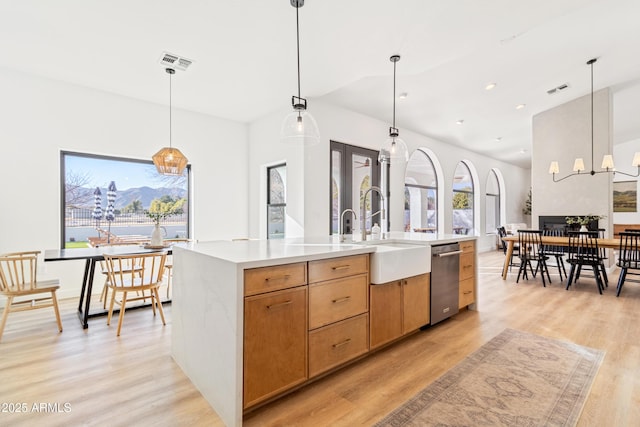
xmin=565 ymin=214 xmax=606 ymax=232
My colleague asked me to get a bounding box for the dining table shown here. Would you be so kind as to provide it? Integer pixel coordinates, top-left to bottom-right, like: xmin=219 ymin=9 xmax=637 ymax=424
xmin=501 ymin=234 xmax=620 ymax=280
xmin=44 ymin=244 xmax=176 ymax=328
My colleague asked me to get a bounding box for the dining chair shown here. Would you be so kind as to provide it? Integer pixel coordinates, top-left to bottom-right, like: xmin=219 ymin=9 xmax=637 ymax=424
xmin=616 ymin=231 xmax=640 ymax=297
xmin=565 ymin=231 xmax=605 ymax=294
xmin=541 ymin=229 xmax=567 ymax=280
xmin=103 ymin=251 xmax=167 ymax=336
xmin=98 ymin=258 xmax=144 ymax=309
xmin=0 ymin=251 xmax=63 ymax=342
xmin=497 ymin=226 xmax=519 ymax=272
xmin=516 ymin=230 xmax=551 ymax=286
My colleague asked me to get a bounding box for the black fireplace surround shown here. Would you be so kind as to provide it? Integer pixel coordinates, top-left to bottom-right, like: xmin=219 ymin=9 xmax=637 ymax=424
xmin=539 ymin=216 xmax=599 ymax=233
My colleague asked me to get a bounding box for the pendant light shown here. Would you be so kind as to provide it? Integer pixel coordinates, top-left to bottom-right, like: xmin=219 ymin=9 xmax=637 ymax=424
xmin=549 ymin=58 xmax=640 ymax=181
xmin=379 ymin=55 xmax=409 ymax=164
xmin=280 ymin=0 xmax=320 ymax=145
xmin=153 ymin=68 xmax=189 ymax=176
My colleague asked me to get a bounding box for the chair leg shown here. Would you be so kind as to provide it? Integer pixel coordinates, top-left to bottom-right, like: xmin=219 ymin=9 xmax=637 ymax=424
xmin=116 ymin=291 xmax=128 ymax=336
xmin=616 ymin=268 xmax=627 ymax=297
xmin=594 ymin=268 xmax=603 ymax=295
xmin=107 ymin=287 xmax=117 ymax=326
xmin=51 ymin=291 xmax=63 ymax=332
xmin=558 ymin=256 xmax=567 ymax=280
xmin=599 ymin=263 xmax=609 ymax=287
xmin=153 ymin=288 xmax=166 ymax=325
xmin=566 ymin=265 xmax=576 ymax=290
xmin=0 ymin=296 xmax=13 ymax=342
xmin=516 ymin=260 xmax=525 ymax=283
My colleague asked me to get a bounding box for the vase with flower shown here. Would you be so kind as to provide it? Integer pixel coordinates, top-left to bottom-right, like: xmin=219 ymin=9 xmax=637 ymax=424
xmin=565 ymin=214 xmax=606 ymax=232
xmin=145 ymin=207 xmax=183 ymax=247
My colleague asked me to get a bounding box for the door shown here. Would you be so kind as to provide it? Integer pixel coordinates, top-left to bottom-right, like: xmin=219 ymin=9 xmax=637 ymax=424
xmin=330 ymin=141 xmax=383 ymax=237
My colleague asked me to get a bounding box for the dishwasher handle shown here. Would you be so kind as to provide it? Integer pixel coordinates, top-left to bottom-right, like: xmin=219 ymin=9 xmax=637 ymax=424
xmin=434 ymin=250 xmax=463 ymax=258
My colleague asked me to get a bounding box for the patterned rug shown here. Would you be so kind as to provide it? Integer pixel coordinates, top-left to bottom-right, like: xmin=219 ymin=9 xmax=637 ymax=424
xmin=375 ymin=329 xmax=605 ymax=427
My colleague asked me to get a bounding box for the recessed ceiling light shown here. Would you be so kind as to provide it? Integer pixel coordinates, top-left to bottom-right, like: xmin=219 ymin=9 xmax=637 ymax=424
xmin=456 ymin=119 xmax=464 ymax=125
xmin=515 ymin=104 xmax=526 ymax=110
xmin=495 ymin=137 xmax=502 ymax=142
xmin=485 ymin=83 xmax=497 ymax=91
xmin=398 ymin=92 xmax=408 ymax=99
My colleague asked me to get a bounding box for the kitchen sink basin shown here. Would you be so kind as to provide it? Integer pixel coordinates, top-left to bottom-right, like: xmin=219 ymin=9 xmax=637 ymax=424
xmin=369 ymin=242 xmax=430 ymax=284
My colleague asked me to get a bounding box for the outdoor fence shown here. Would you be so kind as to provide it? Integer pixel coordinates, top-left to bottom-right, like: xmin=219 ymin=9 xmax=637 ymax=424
xmin=65 ymin=208 xmax=187 ymax=227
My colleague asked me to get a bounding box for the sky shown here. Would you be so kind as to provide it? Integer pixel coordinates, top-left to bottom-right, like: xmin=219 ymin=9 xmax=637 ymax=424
xmin=65 ymin=154 xmax=169 ymax=190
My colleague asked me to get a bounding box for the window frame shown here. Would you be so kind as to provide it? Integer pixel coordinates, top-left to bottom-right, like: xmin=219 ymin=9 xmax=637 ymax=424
xmin=267 ymin=163 xmax=287 ymax=240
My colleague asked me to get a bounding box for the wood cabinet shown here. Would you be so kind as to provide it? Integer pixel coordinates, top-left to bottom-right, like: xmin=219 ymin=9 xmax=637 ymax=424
xmin=370 ymin=273 xmax=430 ymax=349
xmin=459 ymin=240 xmax=475 ymax=308
xmin=308 ymin=254 xmax=369 ymax=377
xmin=243 ymin=285 xmax=308 ymax=409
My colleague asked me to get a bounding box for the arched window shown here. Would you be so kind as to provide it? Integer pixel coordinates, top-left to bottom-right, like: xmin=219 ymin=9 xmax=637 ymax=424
xmin=404 ymin=150 xmax=438 ymax=233
xmin=452 ymin=162 xmax=474 ymax=234
xmin=485 ymin=169 xmax=500 ymax=234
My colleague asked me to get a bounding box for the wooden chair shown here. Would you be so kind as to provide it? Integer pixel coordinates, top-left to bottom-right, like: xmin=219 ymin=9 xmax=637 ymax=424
xmin=0 ymin=251 xmax=63 ymax=342
xmin=98 ymin=259 xmax=144 ymax=309
xmin=497 ymin=226 xmax=519 ymax=271
xmin=516 ymin=230 xmax=551 ymax=286
xmin=542 ymin=229 xmax=567 ymax=280
xmin=103 ymin=252 xmax=167 ymax=336
xmin=566 ymin=231 xmax=605 ymax=294
xmin=616 ymin=231 xmax=640 ymax=297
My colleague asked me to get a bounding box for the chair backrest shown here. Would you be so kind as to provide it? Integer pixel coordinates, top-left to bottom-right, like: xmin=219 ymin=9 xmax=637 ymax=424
xmin=103 ymin=252 xmax=167 ymax=288
xmin=497 ymin=227 xmax=507 ymax=253
xmin=0 ymin=252 xmax=40 ymax=293
xmin=567 ymin=231 xmax=600 ymax=263
xmin=517 ymin=229 xmax=543 ymax=258
xmin=618 ymin=232 xmax=640 ymax=269
xmin=542 ymin=228 xmax=565 ymax=254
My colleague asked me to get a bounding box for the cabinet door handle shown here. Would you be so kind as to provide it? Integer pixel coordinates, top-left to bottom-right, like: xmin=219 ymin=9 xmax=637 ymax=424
xmin=332 ymin=296 xmax=351 ymax=304
xmin=332 ymin=265 xmax=350 ymax=271
xmin=332 ymin=338 xmax=352 ymax=348
xmin=265 ymin=274 xmax=291 ymax=282
xmin=266 ymin=300 xmax=292 ymax=309
xmin=463 ymin=290 xmax=472 ymax=295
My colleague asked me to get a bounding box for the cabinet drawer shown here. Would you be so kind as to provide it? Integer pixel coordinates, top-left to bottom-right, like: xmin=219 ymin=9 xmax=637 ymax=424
xmin=460 ymin=240 xmax=475 ymax=253
xmin=308 ymin=313 xmax=369 ymax=378
xmin=459 ymin=277 xmax=475 ymax=308
xmin=459 ymin=252 xmax=475 ymax=281
xmin=308 ymin=254 xmax=368 ymax=283
xmin=244 ymin=262 xmax=307 ymax=296
xmin=309 ymin=273 xmax=368 ymax=329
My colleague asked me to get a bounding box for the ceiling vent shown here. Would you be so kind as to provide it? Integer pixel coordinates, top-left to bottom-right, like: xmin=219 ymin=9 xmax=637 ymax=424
xmin=159 ymin=52 xmax=193 ymax=71
xmin=547 ymin=83 xmax=570 ymax=95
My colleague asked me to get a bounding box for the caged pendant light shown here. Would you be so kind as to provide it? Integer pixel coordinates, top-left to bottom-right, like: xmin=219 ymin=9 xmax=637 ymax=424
xmin=379 ymin=55 xmax=409 ymax=164
xmin=280 ymin=0 xmax=320 ymax=145
xmin=152 ymin=68 xmax=189 ymax=176
xmin=549 ymin=58 xmax=639 ymax=182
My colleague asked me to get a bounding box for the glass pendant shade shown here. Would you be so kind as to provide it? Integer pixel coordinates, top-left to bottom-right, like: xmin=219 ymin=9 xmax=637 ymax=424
xmin=152 ymin=147 xmax=188 ymax=176
xmin=280 ymin=110 xmax=320 ymax=145
xmin=379 ymin=136 xmax=409 ymax=163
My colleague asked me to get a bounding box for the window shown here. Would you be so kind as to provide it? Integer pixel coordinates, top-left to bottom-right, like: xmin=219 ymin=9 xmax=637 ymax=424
xmin=452 ymin=162 xmax=474 ymax=234
xmin=404 ymin=150 xmax=438 ymax=233
xmin=485 ymin=170 xmax=500 ymax=234
xmin=267 ymin=164 xmax=286 ymax=239
xmin=61 ymin=151 xmax=190 ymax=249
xmin=330 ymin=141 xmax=382 ymax=237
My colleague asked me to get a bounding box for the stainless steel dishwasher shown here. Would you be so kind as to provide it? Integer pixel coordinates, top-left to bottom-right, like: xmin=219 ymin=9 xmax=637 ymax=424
xmin=430 ymin=243 xmax=462 ymax=325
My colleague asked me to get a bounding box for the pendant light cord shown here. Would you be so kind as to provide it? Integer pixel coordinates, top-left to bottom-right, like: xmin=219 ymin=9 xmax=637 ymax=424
xmin=590 ymin=60 xmax=594 ymax=172
xmin=169 ymin=70 xmax=173 ymax=149
xmin=392 ymin=58 xmax=397 ymax=129
xmin=296 ymin=4 xmax=301 ymax=101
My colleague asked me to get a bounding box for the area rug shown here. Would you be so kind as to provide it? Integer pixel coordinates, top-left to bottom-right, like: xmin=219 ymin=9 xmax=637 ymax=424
xmin=375 ymin=328 xmax=605 ymax=427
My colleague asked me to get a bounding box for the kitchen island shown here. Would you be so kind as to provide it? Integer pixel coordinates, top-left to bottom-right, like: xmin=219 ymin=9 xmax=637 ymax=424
xmin=171 ymin=233 xmax=476 ymax=426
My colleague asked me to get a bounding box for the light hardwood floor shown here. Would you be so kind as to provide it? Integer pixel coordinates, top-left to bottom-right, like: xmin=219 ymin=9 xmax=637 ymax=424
xmin=1 ymin=250 xmax=639 ymax=426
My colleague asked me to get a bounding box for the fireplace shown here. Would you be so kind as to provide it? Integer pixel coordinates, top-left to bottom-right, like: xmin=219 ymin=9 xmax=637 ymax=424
xmin=538 ymin=216 xmax=599 ymax=233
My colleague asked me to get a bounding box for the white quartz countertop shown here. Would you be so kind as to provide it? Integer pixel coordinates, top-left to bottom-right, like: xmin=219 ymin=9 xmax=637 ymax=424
xmin=174 ymin=232 xmax=476 ymax=270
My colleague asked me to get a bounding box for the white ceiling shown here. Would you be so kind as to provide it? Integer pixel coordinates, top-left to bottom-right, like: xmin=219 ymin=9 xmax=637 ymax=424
xmin=2 ymin=0 xmax=639 ymax=168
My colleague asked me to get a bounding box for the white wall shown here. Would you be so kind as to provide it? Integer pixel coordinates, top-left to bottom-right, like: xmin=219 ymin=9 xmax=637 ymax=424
xmin=0 ymin=67 xmax=249 ymax=299
xmin=613 ymin=138 xmax=640 ymax=225
xmin=248 ymin=99 xmax=531 ymax=252
xmin=532 ymin=88 xmax=612 ymax=233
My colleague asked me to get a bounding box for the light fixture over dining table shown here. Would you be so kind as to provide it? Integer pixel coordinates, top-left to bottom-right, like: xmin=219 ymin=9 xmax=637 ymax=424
xmin=152 ymin=67 xmax=189 ymax=176
xmin=549 ymin=58 xmax=640 ymax=182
